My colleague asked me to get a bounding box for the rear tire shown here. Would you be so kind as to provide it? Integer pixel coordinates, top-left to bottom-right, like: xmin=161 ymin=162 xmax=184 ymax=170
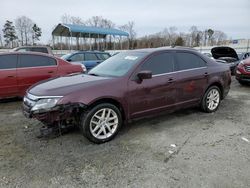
xmin=239 ymin=80 xmax=248 ymax=86
xmin=81 ymin=103 xmax=122 ymax=144
xmin=201 ymin=86 xmax=221 ymax=113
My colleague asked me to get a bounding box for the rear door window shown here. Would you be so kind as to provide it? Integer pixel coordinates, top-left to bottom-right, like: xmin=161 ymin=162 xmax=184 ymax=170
xmin=70 ymin=54 xmax=84 ymax=62
xmin=85 ymin=53 xmax=99 ymax=61
xmin=141 ymin=53 xmax=175 ymax=75
xmin=16 ymin=48 xmax=28 ymax=52
xmin=0 ymin=55 xmax=17 ymax=69
xmin=19 ymin=54 xmax=57 ymax=68
xmin=175 ymin=52 xmax=206 ymax=71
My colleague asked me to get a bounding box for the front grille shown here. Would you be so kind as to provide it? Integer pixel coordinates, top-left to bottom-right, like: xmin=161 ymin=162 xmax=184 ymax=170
xmin=244 ymin=65 xmax=250 ymax=72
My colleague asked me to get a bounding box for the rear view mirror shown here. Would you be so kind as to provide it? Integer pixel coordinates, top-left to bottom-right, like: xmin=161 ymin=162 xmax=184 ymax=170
xmin=137 ymin=70 xmax=152 ymax=80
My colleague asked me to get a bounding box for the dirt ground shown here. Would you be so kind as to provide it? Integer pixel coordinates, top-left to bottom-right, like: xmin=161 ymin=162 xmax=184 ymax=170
xmin=0 ymin=78 xmax=250 ymax=188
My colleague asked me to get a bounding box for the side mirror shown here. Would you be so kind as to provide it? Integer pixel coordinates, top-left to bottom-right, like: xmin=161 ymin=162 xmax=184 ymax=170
xmin=67 ymin=58 xmax=72 ymax=62
xmin=137 ymin=70 xmax=152 ymax=80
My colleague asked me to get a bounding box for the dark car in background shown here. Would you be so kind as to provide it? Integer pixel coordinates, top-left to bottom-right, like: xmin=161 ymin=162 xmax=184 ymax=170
xmin=235 ymin=57 xmax=250 ymax=85
xmin=23 ymin=47 xmax=231 ymax=143
xmin=13 ymin=46 xmax=53 ymax=55
xmin=211 ymin=46 xmax=240 ymax=74
xmin=61 ymin=51 xmax=111 ymax=71
xmin=0 ymin=52 xmax=83 ymax=99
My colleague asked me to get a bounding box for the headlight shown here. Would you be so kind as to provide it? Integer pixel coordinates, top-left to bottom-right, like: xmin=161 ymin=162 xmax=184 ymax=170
xmin=31 ymin=98 xmax=61 ymax=111
xmin=239 ymin=60 xmax=244 ymax=65
xmin=236 ymin=70 xmax=241 ymax=75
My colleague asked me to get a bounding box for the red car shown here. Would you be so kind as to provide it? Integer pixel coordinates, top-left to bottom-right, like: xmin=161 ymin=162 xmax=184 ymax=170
xmin=0 ymin=52 xmax=83 ymax=99
xmin=23 ymin=47 xmax=231 ymax=143
xmin=235 ymin=57 xmax=250 ymax=85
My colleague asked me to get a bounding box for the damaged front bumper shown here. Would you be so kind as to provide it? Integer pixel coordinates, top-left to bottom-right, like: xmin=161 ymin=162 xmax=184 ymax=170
xmin=22 ymin=93 xmax=87 ymax=125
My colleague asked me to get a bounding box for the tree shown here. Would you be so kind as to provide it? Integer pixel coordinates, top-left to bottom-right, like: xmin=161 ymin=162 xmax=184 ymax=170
xmin=207 ymin=29 xmax=214 ymax=46
xmin=195 ymin=31 xmax=203 ymax=47
xmin=212 ymin=30 xmax=227 ymax=45
xmin=189 ymin=26 xmax=198 ymax=47
xmin=161 ymin=27 xmax=178 ymax=46
xmin=174 ymin=36 xmax=185 ymax=46
xmin=61 ymin=14 xmax=84 ymax=25
xmin=86 ymin=16 xmax=116 ymax=50
xmin=32 ymin=24 xmax=42 ymax=45
xmin=2 ymin=20 xmax=17 ymax=48
xmin=120 ymin=21 xmax=136 ymax=49
xmin=15 ymin=16 xmax=34 ymax=45
xmin=86 ymin=16 xmax=104 ymax=27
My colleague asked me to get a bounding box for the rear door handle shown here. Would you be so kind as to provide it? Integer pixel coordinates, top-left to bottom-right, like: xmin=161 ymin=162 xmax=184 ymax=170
xmin=48 ymin=71 xmax=54 ymax=74
xmin=7 ymin=75 xmax=15 ymax=78
xmin=204 ymin=72 xmax=208 ymax=77
xmin=168 ymin=78 xmax=174 ymax=83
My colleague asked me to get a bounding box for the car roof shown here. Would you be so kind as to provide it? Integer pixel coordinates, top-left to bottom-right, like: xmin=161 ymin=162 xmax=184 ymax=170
xmin=129 ymin=46 xmax=198 ymax=54
xmin=13 ymin=46 xmax=51 ymax=49
xmin=73 ymin=50 xmax=110 ymax=54
xmin=0 ymin=51 xmax=56 ymax=59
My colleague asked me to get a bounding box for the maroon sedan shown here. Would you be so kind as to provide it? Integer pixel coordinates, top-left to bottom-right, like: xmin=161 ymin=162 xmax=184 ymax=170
xmin=235 ymin=57 xmax=250 ymax=85
xmin=23 ymin=47 xmax=231 ymax=143
xmin=0 ymin=52 xmax=83 ymax=99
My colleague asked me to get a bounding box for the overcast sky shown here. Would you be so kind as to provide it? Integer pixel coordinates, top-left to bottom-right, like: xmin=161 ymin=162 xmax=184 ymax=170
xmin=1 ymin=0 xmax=250 ymax=43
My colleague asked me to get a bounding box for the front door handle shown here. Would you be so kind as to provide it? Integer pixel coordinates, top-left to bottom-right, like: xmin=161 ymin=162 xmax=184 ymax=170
xmin=204 ymin=72 xmax=208 ymax=77
xmin=48 ymin=71 xmax=54 ymax=74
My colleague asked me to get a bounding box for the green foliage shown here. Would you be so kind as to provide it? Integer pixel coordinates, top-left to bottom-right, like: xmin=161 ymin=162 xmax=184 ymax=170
xmin=32 ymin=24 xmax=42 ymax=44
xmin=174 ymin=36 xmax=184 ymax=46
xmin=2 ymin=20 xmax=17 ymax=47
xmin=207 ymin=29 xmax=214 ymax=38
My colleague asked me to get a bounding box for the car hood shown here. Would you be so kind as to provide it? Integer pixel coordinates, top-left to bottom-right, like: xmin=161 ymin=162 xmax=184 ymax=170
xmin=28 ymin=74 xmax=111 ymax=96
xmin=211 ymin=46 xmax=239 ymax=60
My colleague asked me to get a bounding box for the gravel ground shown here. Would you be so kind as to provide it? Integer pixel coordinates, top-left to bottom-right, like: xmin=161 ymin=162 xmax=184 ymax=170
xmin=0 ymin=78 xmax=250 ymax=188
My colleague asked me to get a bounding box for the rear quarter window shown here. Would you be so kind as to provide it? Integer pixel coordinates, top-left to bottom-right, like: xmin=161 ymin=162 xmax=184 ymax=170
xmin=96 ymin=53 xmax=110 ymax=60
xmin=30 ymin=48 xmax=48 ymax=53
xmin=175 ymin=52 xmax=206 ymax=71
xmin=19 ymin=54 xmax=57 ymax=68
xmin=0 ymin=55 xmax=17 ymax=69
xmin=85 ymin=53 xmax=99 ymax=61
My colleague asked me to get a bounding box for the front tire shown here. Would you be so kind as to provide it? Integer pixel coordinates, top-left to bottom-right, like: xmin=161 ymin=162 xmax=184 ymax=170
xmin=81 ymin=103 xmax=122 ymax=144
xmin=201 ymin=86 xmax=221 ymax=113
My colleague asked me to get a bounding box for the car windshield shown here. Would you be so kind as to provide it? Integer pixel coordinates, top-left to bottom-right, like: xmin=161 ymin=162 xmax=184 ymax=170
xmin=61 ymin=54 xmax=71 ymax=60
xmin=88 ymin=51 xmax=147 ymax=77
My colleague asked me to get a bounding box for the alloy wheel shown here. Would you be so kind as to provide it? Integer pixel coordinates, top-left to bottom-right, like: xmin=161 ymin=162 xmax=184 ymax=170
xmin=206 ymin=89 xmax=220 ymax=111
xmin=90 ymin=108 xmax=119 ymax=140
